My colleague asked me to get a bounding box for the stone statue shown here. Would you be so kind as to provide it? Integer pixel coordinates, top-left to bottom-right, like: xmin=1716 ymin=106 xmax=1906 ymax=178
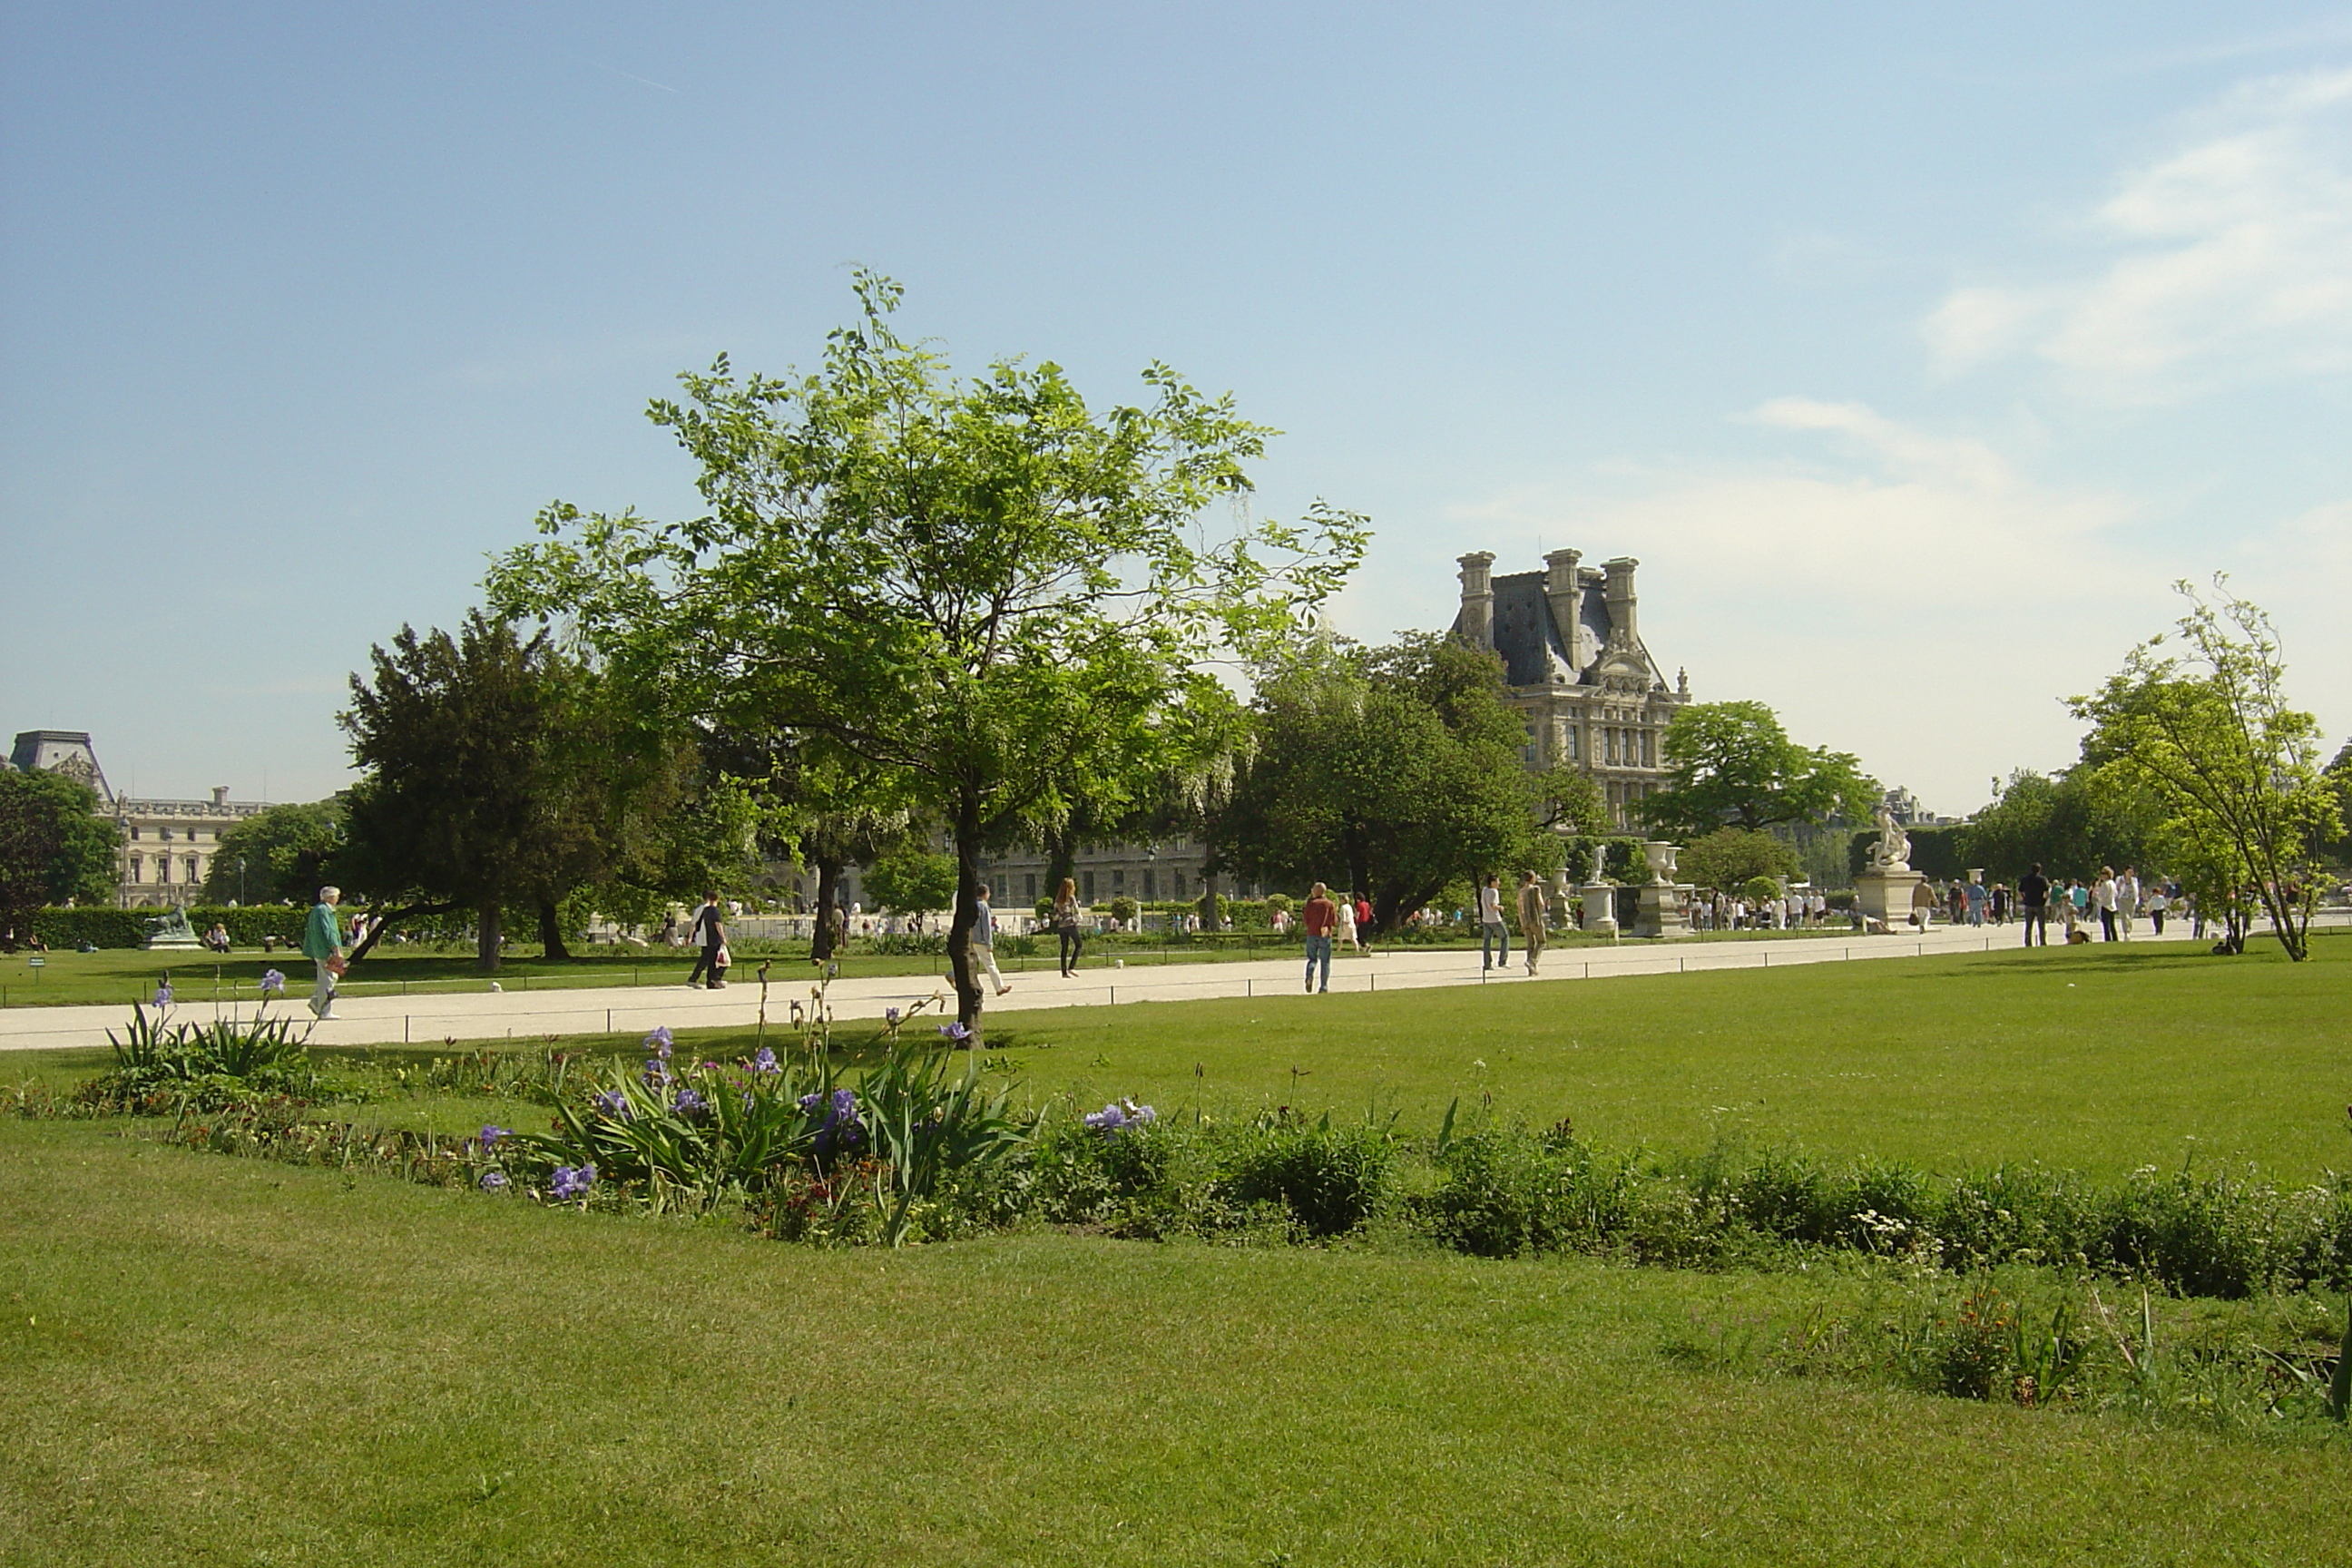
xmin=1867 ymin=804 xmax=1912 ymax=872
xmin=142 ymin=906 xmax=201 ymax=950
xmin=1586 ymin=843 xmax=1609 ymax=885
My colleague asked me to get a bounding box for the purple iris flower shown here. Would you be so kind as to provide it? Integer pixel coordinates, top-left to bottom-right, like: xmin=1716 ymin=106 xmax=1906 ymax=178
xmin=643 ymin=1025 xmax=674 ymax=1060
xmin=259 ymin=969 xmax=286 ymax=996
xmin=798 ymin=1091 xmax=821 ymax=1112
xmin=152 ymin=983 xmax=174 ymax=1008
xmin=673 ymin=1087 xmax=707 ymax=1115
xmin=814 ymin=1086 xmax=864 ymax=1159
xmin=1084 ymin=1098 xmax=1156 ymax=1137
xmin=750 ymin=1046 xmax=779 ymax=1073
xmin=549 ymin=1164 xmax=595 ymax=1200
xmin=593 ymin=1088 xmax=630 ymax=1119
xmin=884 ymin=1007 xmax=901 ymax=1024
xmin=479 ymin=1124 xmax=511 ymax=1146
xmin=939 ymin=1021 xmax=972 ymax=1044
xmin=479 ymin=1171 xmax=509 ymax=1192
xmin=642 ymin=1058 xmax=671 ymax=1087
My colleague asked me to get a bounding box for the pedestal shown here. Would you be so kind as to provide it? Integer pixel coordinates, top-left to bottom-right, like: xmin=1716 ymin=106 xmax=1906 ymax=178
xmin=1853 ymin=867 xmax=1926 ymax=932
xmin=1633 ymin=882 xmax=1697 ymax=939
xmin=1581 ymin=883 xmax=1619 ymax=936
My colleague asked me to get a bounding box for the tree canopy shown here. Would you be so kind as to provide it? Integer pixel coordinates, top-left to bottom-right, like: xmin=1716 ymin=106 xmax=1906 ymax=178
xmin=488 ymin=274 xmax=1364 ymax=1036
xmin=0 ymin=768 xmax=120 ymax=943
xmin=1956 ymin=769 xmax=2158 ymax=886
xmin=1214 ymin=633 xmax=1600 ymax=929
xmin=1637 ymin=701 xmax=1877 ymax=838
xmin=203 ymin=799 xmax=343 ymax=906
xmin=1676 ymin=826 xmax=1799 ymax=893
xmin=2068 ymin=580 xmax=2337 ymax=961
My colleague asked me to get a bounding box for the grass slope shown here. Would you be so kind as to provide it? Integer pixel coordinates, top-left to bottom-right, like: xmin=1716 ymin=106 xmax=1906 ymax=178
xmin=4 ymin=1116 xmax=2346 ymax=1567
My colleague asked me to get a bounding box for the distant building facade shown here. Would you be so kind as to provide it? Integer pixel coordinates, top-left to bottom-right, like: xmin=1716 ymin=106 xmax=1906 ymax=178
xmin=9 ymin=730 xmax=268 ymax=908
xmin=1449 ymin=551 xmax=1690 ymax=829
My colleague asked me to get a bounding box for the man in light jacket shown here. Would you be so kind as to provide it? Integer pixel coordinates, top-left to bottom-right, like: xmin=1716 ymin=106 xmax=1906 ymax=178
xmin=1477 ymin=873 xmax=1509 ymax=971
xmin=302 ymin=886 xmax=346 ymax=1020
xmin=1517 ymin=871 xmax=1549 ymax=976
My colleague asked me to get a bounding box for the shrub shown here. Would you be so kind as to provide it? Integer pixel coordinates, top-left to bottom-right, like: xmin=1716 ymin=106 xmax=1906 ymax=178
xmin=30 ymin=904 xmax=313 ymax=950
xmin=1421 ymin=1124 xmax=1637 ymax=1258
xmin=1224 ymin=1114 xmax=1398 ymax=1237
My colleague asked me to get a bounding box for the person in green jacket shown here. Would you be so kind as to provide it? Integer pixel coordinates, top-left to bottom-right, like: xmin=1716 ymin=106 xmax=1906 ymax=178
xmin=302 ymin=886 xmax=346 ymax=1020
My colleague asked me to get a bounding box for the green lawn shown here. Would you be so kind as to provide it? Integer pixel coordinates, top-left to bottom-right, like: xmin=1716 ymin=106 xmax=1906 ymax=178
xmin=0 ymin=921 xmax=1877 ymax=1010
xmin=13 ymin=934 xmax=2349 ymax=1179
xmin=4 ymin=1116 xmax=2346 ymax=1568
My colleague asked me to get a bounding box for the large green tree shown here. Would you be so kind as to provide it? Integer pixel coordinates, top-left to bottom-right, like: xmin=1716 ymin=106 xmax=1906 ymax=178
xmin=1637 ymin=701 xmax=1877 ymax=838
xmin=1957 ymin=769 xmax=2158 ymax=885
xmin=1676 ymin=826 xmax=1800 ymax=893
xmin=0 ymin=769 xmax=121 ymax=945
xmin=2068 ymin=579 xmax=2336 ymax=962
xmin=338 ymin=613 xmax=671 ymax=970
xmin=488 ymin=274 xmax=1363 ymax=1037
xmin=202 ymin=799 xmax=343 ymax=906
xmin=1215 ymin=634 xmax=1599 ymax=930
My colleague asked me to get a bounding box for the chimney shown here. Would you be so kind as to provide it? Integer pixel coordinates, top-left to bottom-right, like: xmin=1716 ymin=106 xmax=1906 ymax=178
xmin=211 ymin=786 xmax=230 ymax=808
xmin=1543 ymin=548 xmax=1584 ymax=668
xmin=1456 ymin=552 xmax=1496 ymax=648
xmin=1602 ymin=557 xmax=1640 ymax=650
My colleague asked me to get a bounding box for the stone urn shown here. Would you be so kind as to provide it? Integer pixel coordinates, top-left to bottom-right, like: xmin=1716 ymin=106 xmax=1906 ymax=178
xmin=1642 ymin=841 xmax=1681 ymax=887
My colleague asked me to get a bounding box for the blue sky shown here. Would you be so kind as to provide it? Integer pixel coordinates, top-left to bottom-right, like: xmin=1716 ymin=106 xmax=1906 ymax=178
xmin=5 ymin=3 xmax=2350 ymax=811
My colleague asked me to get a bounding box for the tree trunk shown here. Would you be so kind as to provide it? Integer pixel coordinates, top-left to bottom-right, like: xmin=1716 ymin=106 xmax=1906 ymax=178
xmin=537 ymin=899 xmax=571 ymax=960
xmin=476 ymin=902 xmax=503 ymax=973
xmin=810 ymin=858 xmax=843 ymax=963
xmin=946 ymin=791 xmax=984 ymax=1044
xmin=345 ymin=901 xmax=461 ymax=965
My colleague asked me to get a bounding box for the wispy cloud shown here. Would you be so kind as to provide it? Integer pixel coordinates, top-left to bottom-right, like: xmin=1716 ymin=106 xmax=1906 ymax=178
xmin=1926 ymin=64 xmax=2352 ymax=401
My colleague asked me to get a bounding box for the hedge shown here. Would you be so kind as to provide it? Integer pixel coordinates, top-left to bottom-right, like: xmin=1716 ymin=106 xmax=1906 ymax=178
xmin=29 ymin=905 xmax=316 ymax=950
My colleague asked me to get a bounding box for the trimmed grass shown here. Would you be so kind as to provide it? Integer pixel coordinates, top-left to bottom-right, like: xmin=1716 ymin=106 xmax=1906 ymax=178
xmin=4 ymin=1116 xmax=2347 ymax=1567
xmin=13 ymin=935 xmax=2350 ymax=1178
xmin=0 ymin=922 xmax=1887 ymax=1009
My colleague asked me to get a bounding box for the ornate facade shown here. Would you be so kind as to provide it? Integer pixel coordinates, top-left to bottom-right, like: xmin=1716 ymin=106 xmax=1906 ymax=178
xmin=8 ymin=731 xmax=266 ymax=907
xmin=1450 ymin=551 xmax=1690 ymax=828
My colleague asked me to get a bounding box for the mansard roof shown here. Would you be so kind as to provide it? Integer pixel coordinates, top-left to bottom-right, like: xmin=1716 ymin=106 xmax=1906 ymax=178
xmin=1451 ymin=570 xmax=1667 ymax=692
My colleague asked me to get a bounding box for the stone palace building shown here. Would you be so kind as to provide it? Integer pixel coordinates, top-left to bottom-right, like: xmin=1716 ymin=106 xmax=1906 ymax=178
xmin=8 ymin=731 xmax=266 ymax=908
xmin=1451 ymin=550 xmax=1689 ymax=829
xmin=975 ymin=546 xmax=1690 ymax=912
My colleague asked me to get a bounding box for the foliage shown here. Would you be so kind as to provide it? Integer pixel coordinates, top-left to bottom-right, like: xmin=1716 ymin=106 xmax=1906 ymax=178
xmin=202 ymin=799 xmax=343 ymax=906
xmin=1217 ymin=634 xmax=1586 ymax=931
xmin=862 ymin=848 xmax=957 ymax=914
xmin=0 ymin=768 xmax=122 ymax=942
xmin=488 ymin=271 xmax=1365 ymax=1038
xmin=24 ymin=903 xmax=311 ymax=950
xmin=1847 ymin=822 xmax=1969 ymax=882
xmin=1638 ymin=701 xmax=1877 ymax=837
xmin=1958 ymin=769 xmax=2160 ymax=886
xmin=2068 ymin=580 xmax=2337 ymax=960
xmin=1677 ymin=827 xmax=1799 ymax=892
xmin=76 ymin=997 xmax=344 ymax=1112
xmin=340 ymin=613 xmax=734 ymax=970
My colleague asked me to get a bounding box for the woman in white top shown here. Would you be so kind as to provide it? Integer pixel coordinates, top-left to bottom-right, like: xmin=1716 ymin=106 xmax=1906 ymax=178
xmin=1334 ymin=895 xmax=1358 ymax=953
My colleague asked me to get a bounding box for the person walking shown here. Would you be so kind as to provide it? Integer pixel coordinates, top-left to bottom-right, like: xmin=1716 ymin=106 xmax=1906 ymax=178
xmin=2092 ymin=867 xmax=2120 ymax=942
xmin=1302 ymin=881 xmax=1338 ymax=993
xmin=2147 ymin=881 xmax=2170 ymax=936
xmin=1477 ymin=873 xmax=1510 ymax=971
xmin=1353 ymin=892 xmax=1374 ymax=949
xmin=1054 ymin=877 xmax=1084 ymax=976
xmin=684 ymin=892 xmax=729 ymax=988
xmin=969 ymin=883 xmax=1011 ymax=997
xmin=1334 ymin=892 xmax=1358 ymax=956
xmin=1517 ymin=871 xmax=1548 ymax=976
xmin=301 ymin=885 xmax=347 ymax=1020
xmin=2017 ymin=863 xmax=2051 ymax=947
xmin=2115 ymin=867 xmax=2141 ymax=941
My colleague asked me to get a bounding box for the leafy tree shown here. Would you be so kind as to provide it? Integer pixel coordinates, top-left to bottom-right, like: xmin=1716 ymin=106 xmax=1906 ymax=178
xmin=2326 ymin=740 xmax=2352 ymax=856
xmin=2068 ymin=579 xmax=2336 ymax=962
xmin=1957 ymin=769 xmax=2157 ymax=885
xmin=489 ymin=274 xmax=1363 ymax=1040
xmin=864 ymin=847 xmax=957 ymax=914
xmin=339 ymin=614 xmax=632 ymax=971
xmin=0 ymin=769 xmax=121 ymax=944
xmin=1637 ymin=701 xmax=1877 ymax=838
xmin=1216 ymin=634 xmax=1594 ymax=931
xmin=1677 ymin=826 xmax=1798 ymax=892
xmin=203 ymin=799 xmax=342 ymax=906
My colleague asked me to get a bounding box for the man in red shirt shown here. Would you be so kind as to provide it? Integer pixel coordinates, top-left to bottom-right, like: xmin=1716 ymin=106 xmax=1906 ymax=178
xmin=1302 ymin=881 xmax=1338 ymax=994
